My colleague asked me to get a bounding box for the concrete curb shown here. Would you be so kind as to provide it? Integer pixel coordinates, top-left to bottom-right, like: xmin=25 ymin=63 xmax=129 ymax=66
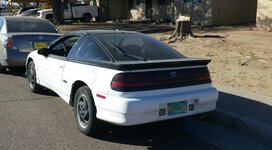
xmin=207 ymin=108 xmax=272 ymax=141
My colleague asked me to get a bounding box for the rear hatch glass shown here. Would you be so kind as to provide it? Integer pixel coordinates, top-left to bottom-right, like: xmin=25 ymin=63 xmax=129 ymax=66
xmin=95 ymin=33 xmax=185 ymax=61
xmin=7 ymin=18 xmax=59 ymax=33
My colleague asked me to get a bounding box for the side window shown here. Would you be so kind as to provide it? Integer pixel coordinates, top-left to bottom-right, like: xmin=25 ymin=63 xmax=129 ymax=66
xmin=76 ymin=37 xmax=110 ymax=61
xmin=51 ymin=42 xmax=66 ymax=56
xmin=51 ymin=36 xmax=80 ymax=57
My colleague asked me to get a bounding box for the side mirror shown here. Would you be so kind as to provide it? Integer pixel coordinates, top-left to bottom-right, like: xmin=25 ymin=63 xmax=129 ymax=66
xmin=37 ymin=48 xmax=49 ymax=56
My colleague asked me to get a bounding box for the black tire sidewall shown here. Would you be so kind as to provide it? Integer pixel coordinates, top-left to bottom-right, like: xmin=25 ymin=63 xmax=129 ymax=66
xmin=74 ymin=86 xmax=96 ymax=135
xmin=0 ymin=67 xmax=6 ymax=73
xmin=27 ymin=61 xmax=40 ymax=93
xmin=82 ymin=14 xmax=91 ymax=22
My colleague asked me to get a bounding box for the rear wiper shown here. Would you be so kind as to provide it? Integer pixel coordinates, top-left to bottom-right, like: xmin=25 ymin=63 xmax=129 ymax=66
xmin=109 ymin=42 xmax=147 ymax=61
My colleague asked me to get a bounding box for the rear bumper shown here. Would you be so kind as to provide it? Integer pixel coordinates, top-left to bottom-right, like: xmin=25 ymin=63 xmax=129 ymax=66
xmin=0 ymin=50 xmax=28 ymax=67
xmin=95 ymin=86 xmax=218 ymax=126
xmin=0 ymin=59 xmax=26 ymax=67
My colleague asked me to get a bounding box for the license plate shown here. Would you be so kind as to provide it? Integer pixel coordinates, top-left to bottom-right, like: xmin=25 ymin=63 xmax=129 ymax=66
xmin=168 ymin=101 xmax=187 ymax=116
xmin=33 ymin=42 xmax=47 ymax=49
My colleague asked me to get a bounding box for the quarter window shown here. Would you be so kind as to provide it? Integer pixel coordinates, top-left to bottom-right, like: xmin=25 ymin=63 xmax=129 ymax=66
xmin=76 ymin=37 xmax=110 ymax=61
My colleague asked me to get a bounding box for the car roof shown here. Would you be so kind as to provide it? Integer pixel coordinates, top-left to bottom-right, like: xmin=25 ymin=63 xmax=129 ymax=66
xmin=24 ymin=8 xmax=41 ymax=11
xmin=66 ymin=30 xmax=140 ymax=37
xmin=37 ymin=9 xmax=52 ymax=12
xmin=2 ymin=16 xmax=49 ymax=21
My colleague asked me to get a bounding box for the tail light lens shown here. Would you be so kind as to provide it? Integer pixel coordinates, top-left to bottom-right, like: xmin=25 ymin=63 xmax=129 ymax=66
xmin=4 ymin=37 xmax=13 ymax=49
xmin=111 ymin=73 xmax=153 ymax=88
xmin=111 ymin=67 xmax=211 ymax=92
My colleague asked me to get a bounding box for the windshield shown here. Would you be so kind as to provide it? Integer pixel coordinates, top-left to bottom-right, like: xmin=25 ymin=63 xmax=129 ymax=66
xmin=95 ymin=33 xmax=184 ymax=61
xmin=20 ymin=9 xmax=39 ymax=16
xmin=7 ymin=19 xmax=59 ymax=33
xmin=20 ymin=9 xmax=34 ymax=15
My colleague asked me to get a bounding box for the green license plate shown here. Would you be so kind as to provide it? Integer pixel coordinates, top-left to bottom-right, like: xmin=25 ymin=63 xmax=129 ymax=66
xmin=33 ymin=42 xmax=47 ymax=49
xmin=168 ymin=101 xmax=188 ymax=116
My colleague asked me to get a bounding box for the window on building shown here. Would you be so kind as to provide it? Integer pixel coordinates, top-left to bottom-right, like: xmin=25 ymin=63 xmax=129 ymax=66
xmin=129 ymin=0 xmax=141 ymax=9
xmin=184 ymin=0 xmax=201 ymax=3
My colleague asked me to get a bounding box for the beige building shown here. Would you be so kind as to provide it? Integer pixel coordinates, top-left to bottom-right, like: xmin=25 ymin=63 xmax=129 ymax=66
xmin=256 ymin=0 xmax=272 ymax=28
xmin=212 ymin=0 xmax=257 ymax=25
xmin=93 ymin=0 xmax=213 ymax=25
xmin=94 ymin=0 xmax=258 ymax=26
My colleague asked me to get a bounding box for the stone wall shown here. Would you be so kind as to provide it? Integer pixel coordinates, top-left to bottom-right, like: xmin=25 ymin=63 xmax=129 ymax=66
xmin=256 ymin=0 xmax=272 ymax=28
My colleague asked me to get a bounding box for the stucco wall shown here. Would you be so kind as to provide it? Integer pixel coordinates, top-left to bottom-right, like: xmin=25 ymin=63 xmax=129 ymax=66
xmin=128 ymin=0 xmax=146 ymax=20
xmin=108 ymin=0 xmax=128 ymax=20
xmin=138 ymin=0 xmax=213 ymax=25
xmin=256 ymin=0 xmax=272 ymax=27
xmin=180 ymin=0 xmax=213 ymax=25
xmin=212 ymin=0 xmax=257 ymax=25
xmin=152 ymin=0 xmax=174 ymax=22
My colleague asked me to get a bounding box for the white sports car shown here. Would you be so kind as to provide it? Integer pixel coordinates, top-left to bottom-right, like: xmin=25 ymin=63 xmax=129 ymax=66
xmin=26 ymin=30 xmax=218 ymax=136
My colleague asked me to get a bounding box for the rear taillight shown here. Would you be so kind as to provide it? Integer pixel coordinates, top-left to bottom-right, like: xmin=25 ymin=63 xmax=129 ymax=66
xmin=111 ymin=67 xmax=211 ymax=92
xmin=4 ymin=37 xmax=13 ymax=49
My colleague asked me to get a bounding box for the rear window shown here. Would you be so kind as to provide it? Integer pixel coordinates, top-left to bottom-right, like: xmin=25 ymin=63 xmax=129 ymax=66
xmin=7 ymin=19 xmax=58 ymax=33
xmin=95 ymin=33 xmax=184 ymax=61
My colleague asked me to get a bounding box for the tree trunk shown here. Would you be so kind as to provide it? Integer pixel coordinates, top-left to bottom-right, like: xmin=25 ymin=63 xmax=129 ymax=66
xmin=48 ymin=0 xmax=69 ymax=25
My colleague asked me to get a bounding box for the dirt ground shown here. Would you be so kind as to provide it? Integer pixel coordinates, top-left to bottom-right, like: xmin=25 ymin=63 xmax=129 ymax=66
xmin=57 ymin=23 xmax=272 ymax=97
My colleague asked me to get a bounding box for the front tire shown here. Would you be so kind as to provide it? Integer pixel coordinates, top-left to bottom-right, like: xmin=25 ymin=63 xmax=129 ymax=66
xmin=27 ymin=61 xmax=42 ymax=93
xmin=74 ymin=86 xmax=101 ymax=136
xmin=0 ymin=67 xmax=6 ymax=73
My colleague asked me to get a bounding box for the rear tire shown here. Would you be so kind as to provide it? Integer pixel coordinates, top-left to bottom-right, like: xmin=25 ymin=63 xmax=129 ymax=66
xmin=74 ymin=86 xmax=102 ymax=136
xmin=27 ymin=61 xmax=43 ymax=93
xmin=82 ymin=13 xmax=91 ymax=22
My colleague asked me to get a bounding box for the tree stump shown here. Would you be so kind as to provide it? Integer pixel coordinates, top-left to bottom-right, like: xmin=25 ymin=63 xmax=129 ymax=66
xmin=169 ymin=16 xmax=195 ymax=41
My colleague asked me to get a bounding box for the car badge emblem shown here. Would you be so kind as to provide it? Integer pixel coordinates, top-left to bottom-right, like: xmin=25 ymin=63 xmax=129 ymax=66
xmin=38 ymin=35 xmax=44 ymax=40
xmin=170 ymin=71 xmax=177 ymax=78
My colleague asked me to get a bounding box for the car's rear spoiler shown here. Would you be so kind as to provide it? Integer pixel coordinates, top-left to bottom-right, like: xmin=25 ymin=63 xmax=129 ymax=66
xmin=74 ymin=58 xmax=211 ymax=71
xmin=113 ymin=58 xmax=211 ymax=70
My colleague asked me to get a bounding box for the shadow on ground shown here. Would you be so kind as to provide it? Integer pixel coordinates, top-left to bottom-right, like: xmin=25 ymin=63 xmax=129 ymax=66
xmin=58 ymin=22 xmax=174 ymax=34
xmin=217 ymin=91 xmax=272 ymax=125
xmin=1 ymin=67 xmax=26 ymax=77
xmin=193 ymin=34 xmax=226 ymax=39
xmin=91 ymin=91 xmax=272 ymax=149
xmin=92 ymin=119 xmax=218 ymax=150
xmin=1 ymin=68 xmax=58 ymax=97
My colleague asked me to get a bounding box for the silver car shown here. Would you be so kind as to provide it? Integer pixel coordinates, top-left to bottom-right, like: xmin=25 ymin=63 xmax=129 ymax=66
xmin=0 ymin=16 xmax=61 ymax=72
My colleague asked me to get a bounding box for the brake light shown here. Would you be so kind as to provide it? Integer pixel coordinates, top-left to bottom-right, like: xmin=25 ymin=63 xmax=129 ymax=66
xmin=4 ymin=37 xmax=13 ymax=49
xmin=111 ymin=67 xmax=211 ymax=92
xmin=111 ymin=74 xmax=152 ymax=88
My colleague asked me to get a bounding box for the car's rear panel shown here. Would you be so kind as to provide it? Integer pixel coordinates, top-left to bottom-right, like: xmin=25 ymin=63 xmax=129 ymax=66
xmin=91 ymin=59 xmax=218 ymax=125
xmin=2 ymin=33 xmax=60 ymax=66
xmin=11 ymin=33 xmax=60 ymax=52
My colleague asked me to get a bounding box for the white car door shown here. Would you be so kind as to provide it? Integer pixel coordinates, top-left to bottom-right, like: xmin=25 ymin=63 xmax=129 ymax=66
xmin=37 ymin=36 xmax=80 ymax=94
xmin=37 ymin=45 xmax=67 ymax=94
